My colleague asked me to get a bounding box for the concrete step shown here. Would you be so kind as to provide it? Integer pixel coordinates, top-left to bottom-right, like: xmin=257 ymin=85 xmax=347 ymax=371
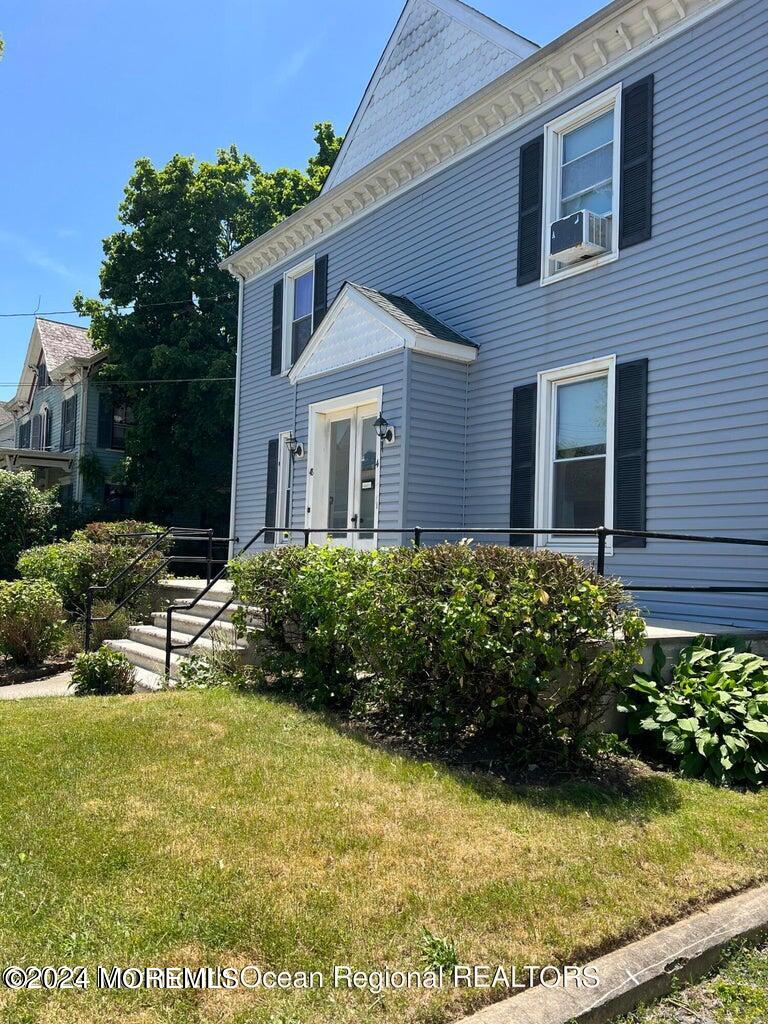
xmin=150 ymin=611 xmax=241 ymax=640
xmin=128 ymin=624 xmax=246 ymax=656
xmin=105 ymin=638 xmax=187 ymax=680
xmin=156 ymin=578 xmax=233 ymax=606
xmin=132 ymin=665 xmax=165 ymax=692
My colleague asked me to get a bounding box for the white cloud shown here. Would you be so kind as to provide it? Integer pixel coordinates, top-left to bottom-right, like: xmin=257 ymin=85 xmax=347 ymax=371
xmin=0 ymin=229 xmax=76 ymax=280
xmin=273 ymin=41 xmax=318 ymax=88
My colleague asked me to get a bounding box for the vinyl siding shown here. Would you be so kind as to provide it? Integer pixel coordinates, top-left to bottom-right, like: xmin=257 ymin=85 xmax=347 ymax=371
xmin=233 ymin=0 xmax=768 ymax=626
xmin=405 ymin=352 xmax=467 ymax=534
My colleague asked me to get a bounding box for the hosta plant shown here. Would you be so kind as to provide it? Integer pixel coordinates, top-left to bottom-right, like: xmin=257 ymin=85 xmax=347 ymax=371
xmin=619 ymin=636 xmax=768 ymax=787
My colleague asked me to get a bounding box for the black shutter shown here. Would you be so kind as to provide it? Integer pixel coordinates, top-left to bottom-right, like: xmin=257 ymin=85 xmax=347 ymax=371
xmin=516 ymin=136 xmax=544 ymax=286
xmin=264 ymin=438 xmax=279 ymax=544
xmin=313 ymin=254 xmax=328 ymax=328
xmin=614 ymin=358 xmax=648 ymax=547
xmin=60 ymin=401 xmax=66 ymax=449
xmin=620 ymin=75 xmax=654 ymax=249
xmin=70 ymin=394 xmax=78 ymax=449
xmin=31 ymin=414 xmax=41 ymax=450
xmin=97 ymin=392 xmax=113 ymax=448
xmin=510 ymin=382 xmax=538 ymax=546
xmin=271 ymin=280 xmax=284 ymax=376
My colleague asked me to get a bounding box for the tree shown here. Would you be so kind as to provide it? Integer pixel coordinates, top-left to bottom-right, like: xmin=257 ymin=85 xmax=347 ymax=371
xmin=75 ymin=124 xmax=342 ymax=530
xmin=0 ymin=470 xmax=58 ymax=579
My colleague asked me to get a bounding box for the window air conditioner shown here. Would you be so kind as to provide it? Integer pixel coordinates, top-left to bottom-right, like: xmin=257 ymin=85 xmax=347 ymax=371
xmin=549 ymin=210 xmax=609 ymax=265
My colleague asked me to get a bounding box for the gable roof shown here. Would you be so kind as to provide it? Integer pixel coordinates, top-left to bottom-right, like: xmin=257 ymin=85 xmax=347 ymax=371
xmin=322 ymin=0 xmax=538 ymax=192
xmin=351 ymin=283 xmax=476 ymax=348
xmin=289 ymin=281 xmax=477 ymax=384
xmin=0 ymin=404 xmax=13 ymax=427
xmin=35 ymin=318 xmax=95 ymax=372
xmin=7 ymin=318 xmax=97 ymax=412
xmin=223 ymin=0 xmax=725 ymax=282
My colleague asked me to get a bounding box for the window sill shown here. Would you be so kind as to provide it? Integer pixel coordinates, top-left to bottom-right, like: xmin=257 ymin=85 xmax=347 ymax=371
xmin=536 ymin=535 xmax=614 ymax=559
xmin=540 ymin=249 xmax=618 ymax=287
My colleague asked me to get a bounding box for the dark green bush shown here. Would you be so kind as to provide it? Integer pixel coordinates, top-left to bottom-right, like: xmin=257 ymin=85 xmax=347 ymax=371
xmin=17 ymin=520 xmax=170 ymax=618
xmin=0 ymin=579 xmax=64 ymax=667
xmin=231 ymin=543 xmax=644 ymax=750
xmin=0 ymin=469 xmax=58 ymax=579
xmin=70 ymin=647 xmax=136 ymax=696
xmin=230 ymin=545 xmax=369 ymax=707
xmin=619 ymin=637 xmax=768 ymax=787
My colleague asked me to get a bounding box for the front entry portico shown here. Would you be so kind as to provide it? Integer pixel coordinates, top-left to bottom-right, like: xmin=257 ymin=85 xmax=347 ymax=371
xmin=306 ymin=388 xmax=381 ymax=550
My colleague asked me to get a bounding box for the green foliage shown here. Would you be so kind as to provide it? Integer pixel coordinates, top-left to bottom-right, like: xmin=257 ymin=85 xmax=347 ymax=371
xmin=619 ymin=637 xmax=768 ymax=787
xmin=231 ymin=543 xmax=644 ymax=750
xmin=0 ymin=579 xmax=64 ymax=667
xmin=175 ymin=641 xmax=243 ymax=690
xmin=419 ymin=929 xmax=459 ymax=972
xmin=70 ymin=647 xmax=136 ymax=696
xmin=73 ymin=124 xmax=342 ymax=530
xmin=0 ymin=469 xmax=59 ymax=579
xmin=77 ymin=451 xmax=107 ymax=499
xmin=17 ymin=519 xmax=169 ymax=618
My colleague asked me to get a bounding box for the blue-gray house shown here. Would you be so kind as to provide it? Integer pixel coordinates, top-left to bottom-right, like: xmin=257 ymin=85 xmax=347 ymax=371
xmin=0 ymin=318 xmax=133 ymax=511
xmin=221 ymin=0 xmax=768 ymax=627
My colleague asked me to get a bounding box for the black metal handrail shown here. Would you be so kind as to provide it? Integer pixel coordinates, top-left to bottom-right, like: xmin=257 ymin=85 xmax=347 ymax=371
xmin=84 ymin=527 xmax=233 ymax=651
xmin=161 ymin=523 xmax=768 ymax=679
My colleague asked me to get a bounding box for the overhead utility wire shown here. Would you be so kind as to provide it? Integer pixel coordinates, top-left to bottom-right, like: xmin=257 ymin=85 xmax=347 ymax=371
xmin=0 ymin=291 xmax=237 ymax=319
xmin=0 ymin=377 xmax=236 ymax=387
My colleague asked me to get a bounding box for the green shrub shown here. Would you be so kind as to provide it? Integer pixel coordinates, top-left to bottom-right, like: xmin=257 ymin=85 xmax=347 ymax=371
xmin=70 ymin=647 xmax=136 ymax=696
xmin=17 ymin=519 xmax=170 ymax=618
xmin=0 ymin=579 xmax=64 ymax=667
xmin=0 ymin=469 xmax=58 ymax=579
xmin=619 ymin=637 xmax=768 ymax=787
xmin=231 ymin=545 xmax=368 ymax=708
xmin=231 ymin=543 xmax=644 ymax=750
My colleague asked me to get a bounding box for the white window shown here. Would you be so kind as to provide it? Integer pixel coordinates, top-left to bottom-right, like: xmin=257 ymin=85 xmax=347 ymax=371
xmin=282 ymin=257 xmax=315 ymax=372
xmin=274 ymin=431 xmax=293 ymax=544
xmin=535 ymin=356 xmax=615 ymax=554
xmin=542 ymin=84 xmax=621 ymax=285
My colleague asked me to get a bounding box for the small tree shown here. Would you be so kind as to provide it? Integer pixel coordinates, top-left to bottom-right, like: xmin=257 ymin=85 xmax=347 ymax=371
xmin=0 ymin=470 xmax=59 ymax=579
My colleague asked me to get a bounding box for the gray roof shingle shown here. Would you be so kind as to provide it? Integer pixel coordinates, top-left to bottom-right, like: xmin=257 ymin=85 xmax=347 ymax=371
xmin=349 ymin=283 xmax=477 ymax=348
xmin=36 ymin=318 xmax=95 ymax=371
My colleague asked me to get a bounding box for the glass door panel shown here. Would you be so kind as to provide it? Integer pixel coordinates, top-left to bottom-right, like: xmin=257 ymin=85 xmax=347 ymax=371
xmin=327 ymin=418 xmax=351 ymax=536
xmin=357 ymin=416 xmax=377 ymax=539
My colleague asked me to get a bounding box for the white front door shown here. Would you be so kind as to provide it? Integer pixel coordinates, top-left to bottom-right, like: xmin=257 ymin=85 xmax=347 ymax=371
xmin=311 ymin=401 xmax=379 ymax=549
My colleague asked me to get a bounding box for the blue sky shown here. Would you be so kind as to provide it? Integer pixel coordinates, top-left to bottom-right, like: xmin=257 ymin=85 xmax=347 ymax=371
xmin=0 ymin=0 xmax=603 ymax=398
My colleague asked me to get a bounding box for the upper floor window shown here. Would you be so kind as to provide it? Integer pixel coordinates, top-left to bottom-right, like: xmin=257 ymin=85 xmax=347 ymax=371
xmin=542 ymin=85 xmax=621 ymax=285
xmin=18 ymin=419 xmax=31 ymax=449
xmin=37 ymin=360 xmax=50 ymax=389
xmin=283 ymin=257 xmax=315 ymax=371
xmin=40 ymin=406 xmax=52 ymax=450
xmin=98 ymin=393 xmax=133 ymax=450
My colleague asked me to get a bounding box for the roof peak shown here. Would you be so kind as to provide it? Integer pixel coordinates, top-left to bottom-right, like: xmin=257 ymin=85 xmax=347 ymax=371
xmin=322 ymin=0 xmax=537 ymax=192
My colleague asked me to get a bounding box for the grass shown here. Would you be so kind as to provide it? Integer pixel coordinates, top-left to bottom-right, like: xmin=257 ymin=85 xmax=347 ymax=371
xmin=620 ymin=940 xmax=768 ymax=1023
xmin=0 ymin=689 xmax=766 ymax=1024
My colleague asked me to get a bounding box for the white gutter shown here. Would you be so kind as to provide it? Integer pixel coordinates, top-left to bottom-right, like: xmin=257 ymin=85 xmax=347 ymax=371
xmin=228 ymin=271 xmax=245 ymax=559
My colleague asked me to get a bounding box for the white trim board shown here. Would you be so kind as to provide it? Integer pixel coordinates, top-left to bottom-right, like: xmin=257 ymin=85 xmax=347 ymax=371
xmin=222 ymin=0 xmax=737 ymax=284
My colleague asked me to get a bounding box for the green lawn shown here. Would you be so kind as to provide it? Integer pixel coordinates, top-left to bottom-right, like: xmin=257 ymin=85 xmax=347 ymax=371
xmin=0 ymin=689 xmax=766 ymax=1024
xmin=620 ymin=941 xmax=768 ymax=1023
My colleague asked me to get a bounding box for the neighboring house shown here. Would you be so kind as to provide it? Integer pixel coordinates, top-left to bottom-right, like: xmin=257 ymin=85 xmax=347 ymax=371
xmin=1 ymin=318 xmax=133 ymax=511
xmin=222 ymin=0 xmax=768 ymax=627
xmin=0 ymin=405 xmax=14 ymax=450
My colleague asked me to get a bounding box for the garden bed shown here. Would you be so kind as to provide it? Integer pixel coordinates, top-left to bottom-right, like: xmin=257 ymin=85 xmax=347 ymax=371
xmin=0 ymin=689 xmax=766 ymax=1024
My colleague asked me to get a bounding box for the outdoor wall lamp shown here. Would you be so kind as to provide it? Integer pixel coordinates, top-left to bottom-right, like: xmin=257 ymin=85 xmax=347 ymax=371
xmin=374 ymin=413 xmax=395 ymax=444
xmin=285 ymin=432 xmax=304 ymax=459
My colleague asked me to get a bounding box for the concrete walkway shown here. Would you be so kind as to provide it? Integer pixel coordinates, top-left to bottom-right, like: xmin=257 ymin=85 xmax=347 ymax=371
xmin=0 ymin=670 xmax=72 ymax=700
